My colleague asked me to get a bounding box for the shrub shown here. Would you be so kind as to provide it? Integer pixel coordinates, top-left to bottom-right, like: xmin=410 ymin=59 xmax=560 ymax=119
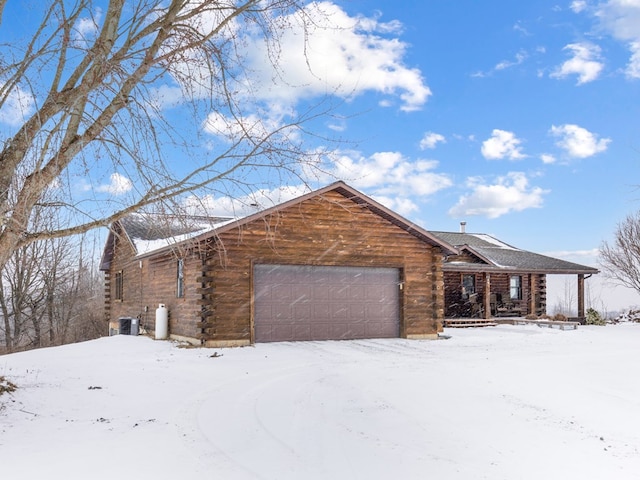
xmin=0 ymin=376 xmax=17 ymax=396
xmin=553 ymin=313 xmax=568 ymax=322
xmin=586 ymin=308 xmax=606 ymax=326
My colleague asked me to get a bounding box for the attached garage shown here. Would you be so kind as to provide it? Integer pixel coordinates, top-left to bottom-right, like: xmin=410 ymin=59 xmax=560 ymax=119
xmin=254 ymin=264 xmax=401 ymax=342
xmin=101 ymin=181 xmax=457 ymax=346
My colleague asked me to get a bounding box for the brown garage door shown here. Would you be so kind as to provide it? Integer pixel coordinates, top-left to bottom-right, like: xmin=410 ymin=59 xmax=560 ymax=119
xmin=254 ymin=264 xmax=400 ymax=342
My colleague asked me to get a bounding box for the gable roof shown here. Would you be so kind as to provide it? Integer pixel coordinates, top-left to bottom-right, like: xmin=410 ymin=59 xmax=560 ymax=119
xmin=429 ymin=231 xmax=599 ymax=275
xmin=100 ymin=181 xmax=458 ymax=270
xmin=99 ymin=213 xmax=232 ymax=271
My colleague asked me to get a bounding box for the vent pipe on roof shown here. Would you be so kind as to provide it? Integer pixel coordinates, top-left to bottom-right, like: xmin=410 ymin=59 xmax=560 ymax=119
xmin=460 ymin=221 xmax=466 ymax=233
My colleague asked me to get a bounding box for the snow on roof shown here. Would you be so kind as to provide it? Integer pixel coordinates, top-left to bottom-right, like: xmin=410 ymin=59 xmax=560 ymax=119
xmin=469 ymin=233 xmax=518 ymax=250
xmin=429 ymin=230 xmax=598 ymax=274
xmin=120 ymin=213 xmax=235 ymax=256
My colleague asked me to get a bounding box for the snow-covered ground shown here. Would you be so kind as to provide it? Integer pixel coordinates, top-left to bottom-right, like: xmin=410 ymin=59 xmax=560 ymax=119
xmin=1 ymin=324 xmax=639 ymax=480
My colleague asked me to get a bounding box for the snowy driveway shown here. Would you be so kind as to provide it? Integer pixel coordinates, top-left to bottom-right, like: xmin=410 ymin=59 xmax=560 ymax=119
xmin=2 ymin=324 xmax=640 ymax=479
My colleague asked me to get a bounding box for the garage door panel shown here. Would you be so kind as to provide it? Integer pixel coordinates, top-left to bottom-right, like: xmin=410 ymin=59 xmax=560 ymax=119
xmin=366 ymin=322 xmax=397 ymax=337
xmin=367 ymin=303 xmax=396 ymax=318
xmin=293 ymin=304 xmax=311 ymax=318
xmin=312 ymin=303 xmax=331 ymax=320
xmin=292 ymin=284 xmax=312 ymax=299
xmin=329 ymin=285 xmax=349 ymax=300
xmin=293 ymin=324 xmax=311 ymax=340
xmin=329 ymin=304 xmax=348 ymax=318
xmin=254 ymin=264 xmax=400 ymax=343
xmin=273 ymin=303 xmax=293 ymax=319
xmin=348 ymin=303 xmax=366 ymax=317
xmin=313 ymin=285 xmax=330 ymax=300
xmin=254 ymin=324 xmax=272 ymax=340
xmin=272 ymin=284 xmax=293 ymax=301
xmin=349 ymin=286 xmax=365 ymax=301
xmin=310 ymin=323 xmax=329 ymax=340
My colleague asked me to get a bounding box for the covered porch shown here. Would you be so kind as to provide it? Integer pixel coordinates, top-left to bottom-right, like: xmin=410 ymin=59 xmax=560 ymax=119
xmin=428 ymin=229 xmax=599 ymax=327
xmin=442 ymin=269 xmax=594 ymax=324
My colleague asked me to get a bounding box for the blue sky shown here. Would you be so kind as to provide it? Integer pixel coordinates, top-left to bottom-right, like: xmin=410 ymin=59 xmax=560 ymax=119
xmin=3 ymin=1 xmax=640 ymax=310
xmin=165 ymin=0 xmax=639 ymax=262
xmin=316 ymin=0 xmax=640 ymax=254
xmin=215 ymin=0 xmax=640 ymax=309
xmin=321 ymin=0 xmax=640 ymax=309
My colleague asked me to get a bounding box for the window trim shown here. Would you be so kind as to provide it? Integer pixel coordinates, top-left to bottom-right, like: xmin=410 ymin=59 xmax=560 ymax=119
xmin=176 ymin=258 xmax=185 ymax=298
xmin=510 ymin=275 xmax=523 ymax=300
xmin=114 ymin=270 xmax=124 ymax=301
xmin=461 ymin=274 xmax=475 ymax=300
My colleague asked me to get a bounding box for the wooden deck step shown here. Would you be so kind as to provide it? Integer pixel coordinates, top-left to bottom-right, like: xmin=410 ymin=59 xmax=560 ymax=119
xmin=443 ymin=319 xmax=498 ymax=328
xmin=510 ymin=319 xmax=579 ymax=330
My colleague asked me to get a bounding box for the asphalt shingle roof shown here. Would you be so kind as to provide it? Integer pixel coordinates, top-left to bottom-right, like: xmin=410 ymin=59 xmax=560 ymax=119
xmin=429 ymin=231 xmax=599 ymax=275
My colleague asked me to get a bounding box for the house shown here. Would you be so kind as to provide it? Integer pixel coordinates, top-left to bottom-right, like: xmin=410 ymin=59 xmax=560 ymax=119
xmin=428 ymin=226 xmax=599 ymax=322
xmin=100 ymin=182 xmax=458 ymax=346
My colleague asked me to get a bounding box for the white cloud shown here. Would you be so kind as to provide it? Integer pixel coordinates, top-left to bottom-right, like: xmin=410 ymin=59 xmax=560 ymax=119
xmin=540 ymin=153 xmax=557 ymax=164
xmin=370 ymin=195 xmax=421 ymax=217
xmin=327 ymin=151 xmax=451 ymax=194
xmin=0 ymin=85 xmax=35 ymax=126
xmin=626 ymin=41 xmax=640 ymax=78
xmin=173 ymin=1 xmax=429 ymax=115
xmin=550 ymin=124 xmax=611 ymax=158
xmin=242 ymin=2 xmax=431 ymax=112
xmin=97 ymin=173 xmax=133 ymax=195
xmin=203 ymin=103 xmax=297 ymax=143
xmin=571 ymin=1 xmax=588 ymax=13
xmin=162 ymin=2 xmax=430 ymax=142
xmin=148 ymin=85 xmax=186 ymax=112
xmin=544 ymin=248 xmax=600 ymax=260
xmin=472 ymin=50 xmax=529 ymax=78
xmin=419 ymin=132 xmax=446 ymax=150
xmin=481 ymin=129 xmax=526 ymax=160
xmin=74 ymin=8 xmax=102 ymax=40
xmin=309 ymin=150 xmax=452 ymax=216
xmin=495 ymin=50 xmax=528 ymax=71
xmin=327 ymin=116 xmax=348 ymax=132
xmin=594 ymin=0 xmax=640 ymax=78
xmin=551 ymin=43 xmax=604 ymax=84
xmin=448 ymin=172 xmax=548 ymax=219
xmin=184 ymin=184 xmax=310 ymax=218
xmin=513 ymin=22 xmax=531 ymax=36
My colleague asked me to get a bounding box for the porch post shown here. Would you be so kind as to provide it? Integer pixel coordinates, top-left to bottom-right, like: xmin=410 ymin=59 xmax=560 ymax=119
xmin=577 ymin=274 xmax=585 ymax=318
xmin=483 ymin=273 xmax=491 ymax=319
xmin=528 ymin=274 xmax=536 ymax=316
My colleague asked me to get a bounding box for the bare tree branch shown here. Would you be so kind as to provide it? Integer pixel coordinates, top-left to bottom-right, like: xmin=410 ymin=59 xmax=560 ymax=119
xmin=0 ymin=0 xmax=330 ymax=272
xmin=600 ymin=212 xmax=640 ymax=294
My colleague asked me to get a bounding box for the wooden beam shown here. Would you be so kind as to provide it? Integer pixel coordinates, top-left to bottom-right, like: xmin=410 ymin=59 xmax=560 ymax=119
xmin=577 ymin=274 xmax=585 ymax=318
xmin=528 ymin=274 xmax=536 ymax=316
xmin=483 ymin=273 xmax=491 ymax=319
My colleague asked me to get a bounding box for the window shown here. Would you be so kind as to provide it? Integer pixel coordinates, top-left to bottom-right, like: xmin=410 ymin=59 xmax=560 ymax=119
xmin=114 ymin=271 xmax=123 ymax=301
xmin=510 ymin=275 xmax=522 ymax=300
xmin=177 ymin=259 xmax=184 ymax=298
xmin=461 ymin=274 xmax=475 ymax=299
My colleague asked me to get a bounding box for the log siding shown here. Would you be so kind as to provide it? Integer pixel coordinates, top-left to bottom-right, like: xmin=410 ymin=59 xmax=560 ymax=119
xmin=104 ymin=188 xmax=447 ymax=345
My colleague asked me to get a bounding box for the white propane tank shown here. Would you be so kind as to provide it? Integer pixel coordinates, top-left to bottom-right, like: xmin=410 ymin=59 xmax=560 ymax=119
xmin=155 ymin=304 xmax=168 ymax=340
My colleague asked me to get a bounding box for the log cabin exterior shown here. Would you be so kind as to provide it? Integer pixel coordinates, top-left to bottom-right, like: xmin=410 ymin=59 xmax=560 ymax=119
xmin=428 ymin=230 xmax=599 ymax=322
xmin=100 ymin=182 xmax=457 ymax=346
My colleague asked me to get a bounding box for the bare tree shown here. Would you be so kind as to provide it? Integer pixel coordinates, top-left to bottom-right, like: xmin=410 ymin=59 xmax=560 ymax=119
xmin=551 ymin=276 xmax=576 ymax=317
xmin=0 ymin=0 xmax=332 ymax=274
xmin=0 ymin=240 xmax=46 ymax=351
xmin=0 ymin=229 xmax=104 ymax=353
xmin=600 ymin=212 xmax=640 ymax=295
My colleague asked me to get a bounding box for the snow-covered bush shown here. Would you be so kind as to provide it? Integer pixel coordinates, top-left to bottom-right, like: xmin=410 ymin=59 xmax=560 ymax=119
xmin=586 ymin=308 xmax=606 ymax=326
xmin=0 ymin=376 xmax=17 ymax=396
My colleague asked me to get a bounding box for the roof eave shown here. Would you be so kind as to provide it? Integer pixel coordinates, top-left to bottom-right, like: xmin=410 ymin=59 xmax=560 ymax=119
xmin=441 ymin=263 xmax=599 ymax=275
xmin=133 ymin=181 xmax=459 ymax=259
